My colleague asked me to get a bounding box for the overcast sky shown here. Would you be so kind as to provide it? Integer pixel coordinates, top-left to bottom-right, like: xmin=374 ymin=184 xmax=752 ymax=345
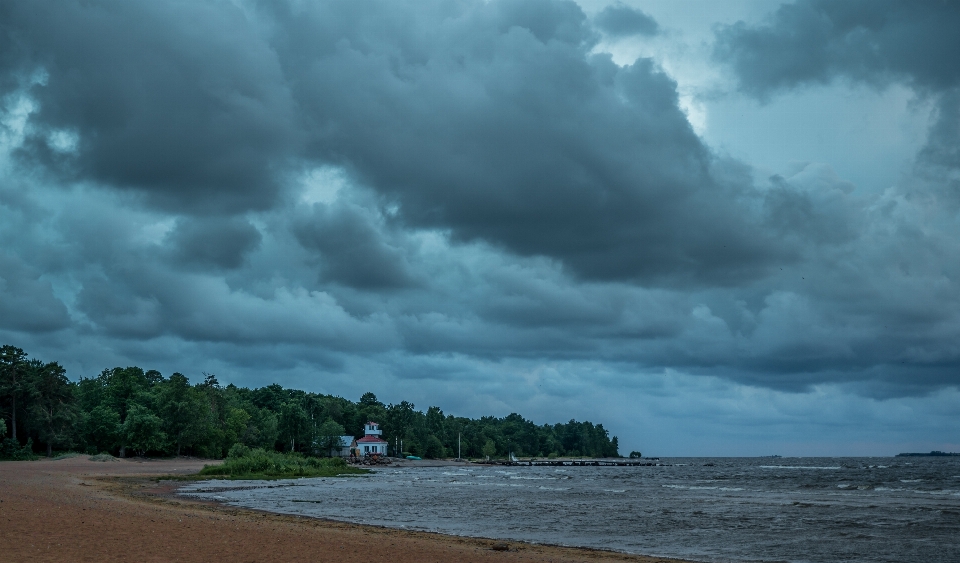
xmin=1 ymin=0 xmax=958 ymax=456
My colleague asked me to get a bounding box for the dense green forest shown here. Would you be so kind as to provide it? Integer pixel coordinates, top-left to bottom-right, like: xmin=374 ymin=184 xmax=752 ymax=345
xmin=0 ymin=345 xmax=620 ymax=460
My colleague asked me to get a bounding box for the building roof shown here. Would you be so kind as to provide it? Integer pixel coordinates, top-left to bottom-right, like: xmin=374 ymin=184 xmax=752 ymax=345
xmin=357 ymin=435 xmax=388 ymax=444
xmin=366 ymin=421 xmax=379 ymax=426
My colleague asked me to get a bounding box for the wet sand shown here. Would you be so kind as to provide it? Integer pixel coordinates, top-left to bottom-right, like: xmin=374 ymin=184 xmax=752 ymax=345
xmin=0 ymin=457 xmax=694 ymax=563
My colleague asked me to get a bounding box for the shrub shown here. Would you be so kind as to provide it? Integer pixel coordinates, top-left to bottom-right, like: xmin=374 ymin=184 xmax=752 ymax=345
xmin=198 ymin=447 xmax=360 ymax=479
xmin=1 ymin=438 xmax=38 ymax=461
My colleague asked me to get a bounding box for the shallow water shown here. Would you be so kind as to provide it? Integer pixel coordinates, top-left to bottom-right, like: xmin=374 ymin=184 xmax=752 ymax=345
xmin=178 ymin=457 xmax=960 ymax=563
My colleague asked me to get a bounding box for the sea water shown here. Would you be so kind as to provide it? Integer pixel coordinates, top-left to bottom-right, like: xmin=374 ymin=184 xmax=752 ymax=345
xmin=178 ymin=457 xmax=960 ymax=563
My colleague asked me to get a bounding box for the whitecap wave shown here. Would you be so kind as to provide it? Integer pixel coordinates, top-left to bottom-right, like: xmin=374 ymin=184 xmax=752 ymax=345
xmin=761 ymin=466 xmax=841 ymax=470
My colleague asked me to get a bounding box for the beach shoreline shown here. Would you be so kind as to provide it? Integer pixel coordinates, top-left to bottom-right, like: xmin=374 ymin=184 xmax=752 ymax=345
xmin=0 ymin=457 xmax=697 ymax=563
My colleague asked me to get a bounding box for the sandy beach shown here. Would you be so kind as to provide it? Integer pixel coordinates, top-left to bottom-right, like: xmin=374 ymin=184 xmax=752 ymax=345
xmin=0 ymin=457 xmax=693 ymax=563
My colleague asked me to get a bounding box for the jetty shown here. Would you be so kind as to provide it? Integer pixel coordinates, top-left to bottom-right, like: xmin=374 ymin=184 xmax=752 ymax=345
xmin=474 ymin=458 xmax=662 ymax=467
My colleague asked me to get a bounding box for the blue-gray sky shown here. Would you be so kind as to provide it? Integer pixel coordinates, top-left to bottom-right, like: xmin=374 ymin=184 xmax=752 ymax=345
xmin=1 ymin=0 xmax=958 ymax=456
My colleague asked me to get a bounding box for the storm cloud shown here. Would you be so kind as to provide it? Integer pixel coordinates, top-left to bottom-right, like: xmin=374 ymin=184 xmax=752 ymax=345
xmin=0 ymin=0 xmax=958 ymax=454
xmin=166 ymin=217 xmax=262 ymax=270
xmin=593 ymin=2 xmax=659 ymax=38
xmin=1 ymin=0 xmax=805 ymax=284
xmin=0 ymin=0 xmax=299 ymax=212
xmin=714 ymin=0 xmax=960 ymax=96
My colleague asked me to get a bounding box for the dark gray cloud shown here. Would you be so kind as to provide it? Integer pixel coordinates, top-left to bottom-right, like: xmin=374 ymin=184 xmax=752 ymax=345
xmin=0 ymin=251 xmax=71 ymax=332
xmin=166 ymin=217 xmax=262 ymax=270
xmin=0 ymin=0 xmax=803 ymax=286
xmin=267 ymin=2 xmax=790 ymax=285
xmin=593 ymin=2 xmax=658 ymax=37
xmin=0 ymin=0 xmax=299 ymax=213
xmin=293 ymin=202 xmax=415 ymax=289
xmin=713 ymin=0 xmax=960 ymax=97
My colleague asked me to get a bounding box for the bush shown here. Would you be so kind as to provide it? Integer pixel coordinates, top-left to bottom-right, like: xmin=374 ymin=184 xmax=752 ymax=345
xmin=227 ymin=443 xmax=250 ymax=459
xmin=198 ymin=447 xmax=359 ymax=479
xmin=424 ymin=435 xmax=445 ymax=459
xmin=1 ymin=438 xmax=38 ymax=461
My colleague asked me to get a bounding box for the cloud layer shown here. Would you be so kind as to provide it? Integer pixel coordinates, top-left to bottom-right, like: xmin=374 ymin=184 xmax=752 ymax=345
xmin=1 ymin=0 xmax=958 ymax=453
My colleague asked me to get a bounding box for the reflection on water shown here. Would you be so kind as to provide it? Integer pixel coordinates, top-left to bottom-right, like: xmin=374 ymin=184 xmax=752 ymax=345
xmin=179 ymin=457 xmax=960 ymax=563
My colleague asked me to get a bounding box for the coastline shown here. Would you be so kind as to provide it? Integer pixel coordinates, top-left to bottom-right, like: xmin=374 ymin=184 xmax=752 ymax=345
xmin=0 ymin=457 xmax=698 ymax=563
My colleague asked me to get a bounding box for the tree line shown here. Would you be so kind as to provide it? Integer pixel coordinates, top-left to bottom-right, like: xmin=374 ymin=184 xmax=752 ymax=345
xmin=0 ymin=345 xmax=620 ymax=459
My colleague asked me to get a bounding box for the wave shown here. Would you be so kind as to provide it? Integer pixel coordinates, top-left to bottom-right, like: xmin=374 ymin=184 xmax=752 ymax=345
xmin=760 ymin=466 xmax=841 ymax=470
xmin=659 ymin=484 xmax=745 ymax=492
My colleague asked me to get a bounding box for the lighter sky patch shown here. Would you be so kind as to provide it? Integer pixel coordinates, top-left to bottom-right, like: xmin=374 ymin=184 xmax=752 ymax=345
xmin=583 ymin=1 xmax=936 ymax=196
xmin=300 ymin=165 xmax=347 ymax=206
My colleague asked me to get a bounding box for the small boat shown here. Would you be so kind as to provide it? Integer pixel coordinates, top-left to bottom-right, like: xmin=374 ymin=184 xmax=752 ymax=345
xmin=406 ymin=455 xmax=422 ymax=460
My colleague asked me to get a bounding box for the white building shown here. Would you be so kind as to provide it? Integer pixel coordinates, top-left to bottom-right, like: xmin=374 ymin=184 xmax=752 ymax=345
xmin=356 ymin=421 xmax=388 ymax=455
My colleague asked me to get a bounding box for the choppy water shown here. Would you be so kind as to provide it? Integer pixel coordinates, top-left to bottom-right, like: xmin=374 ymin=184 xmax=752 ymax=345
xmin=179 ymin=457 xmax=960 ymax=563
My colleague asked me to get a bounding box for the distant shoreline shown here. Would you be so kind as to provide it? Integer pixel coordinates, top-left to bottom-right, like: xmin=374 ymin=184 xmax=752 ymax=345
xmin=895 ymin=451 xmax=960 ymax=457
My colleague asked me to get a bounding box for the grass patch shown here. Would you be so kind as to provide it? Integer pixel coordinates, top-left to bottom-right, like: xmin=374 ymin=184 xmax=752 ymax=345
xmin=193 ymin=445 xmax=367 ymax=480
xmin=88 ymin=453 xmax=119 ymax=462
xmin=53 ymin=452 xmax=85 ymax=460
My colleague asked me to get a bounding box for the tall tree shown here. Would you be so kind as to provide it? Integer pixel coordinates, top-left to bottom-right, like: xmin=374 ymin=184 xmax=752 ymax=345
xmin=86 ymin=405 xmax=121 ymax=453
xmin=384 ymin=400 xmax=417 ymax=451
xmin=424 ymin=434 xmax=445 ymax=459
xmin=157 ymin=373 xmax=209 ymax=456
xmin=123 ymin=404 xmax=166 ymax=457
xmin=0 ymin=346 xmax=28 ymax=443
xmin=316 ymin=419 xmax=346 ymax=457
xmin=197 ymin=373 xmax=232 ymax=455
xmin=482 ymin=438 xmax=497 ymax=459
xmin=278 ymin=400 xmax=309 ymax=452
xmin=98 ymin=366 xmax=155 ymax=456
xmin=245 ymin=407 xmax=279 ymax=450
xmin=28 ymin=361 xmax=78 ymax=456
xmin=426 ymin=406 xmax=445 ymax=440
